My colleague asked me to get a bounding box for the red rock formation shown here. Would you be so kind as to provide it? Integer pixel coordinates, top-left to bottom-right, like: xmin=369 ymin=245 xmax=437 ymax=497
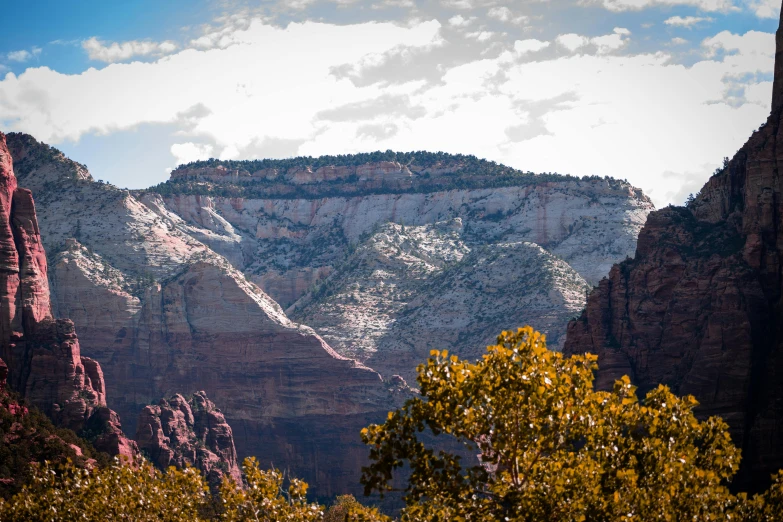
xmin=564 ymin=5 xmax=783 ymax=491
xmin=0 ymin=131 xmax=137 ymax=459
xmin=136 ymin=391 xmax=242 ymax=487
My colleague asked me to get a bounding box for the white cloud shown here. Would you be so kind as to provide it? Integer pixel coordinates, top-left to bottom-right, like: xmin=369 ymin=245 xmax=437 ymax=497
xmin=170 ymin=142 xmax=214 ymax=165
xmin=671 ymin=37 xmax=689 ymax=45
xmin=664 ymin=15 xmax=714 ymax=27
xmin=557 ymin=29 xmax=630 ymax=54
xmin=592 ymin=28 xmax=631 ymax=54
xmin=702 ymin=30 xmax=775 ymax=59
xmin=514 ymin=39 xmax=550 ymax=54
xmin=448 ymin=15 xmax=474 ymax=27
xmin=0 ymin=19 xmax=775 ymax=208
xmin=557 ymin=33 xmax=590 ymax=52
xmin=466 ymin=31 xmax=495 ymax=42
xmin=593 ymin=0 xmax=736 ymax=14
xmin=487 ymin=6 xmax=528 ymax=24
xmin=7 ymin=47 xmax=41 ymax=63
xmin=746 ymin=0 xmax=780 ymax=18
xmin=82 ymin=37 xmax=179 ymax=63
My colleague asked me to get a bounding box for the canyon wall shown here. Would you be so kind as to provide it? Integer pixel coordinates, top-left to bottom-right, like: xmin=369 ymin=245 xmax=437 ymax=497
xmin=564 ymin=5 xmax=783 ymax=490
xmin=0 ymin=131 xmax=136 ymax=458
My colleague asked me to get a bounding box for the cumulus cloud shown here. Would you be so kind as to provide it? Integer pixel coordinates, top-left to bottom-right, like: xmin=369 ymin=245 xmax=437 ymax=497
xmin=448 ymin=15 xmax=474 ymax=27
xmin=592 ymin=0 xmax=736 ymax=14
xmin=7 ymin=47 xmax=41 ymax=63
xmin=746 ymin=0 xmax=781 ymax=18
xmin=664 ymin=15 xmax=714 ymax=27
xmin=0 ymin=17 xmax=774 ymax=208
xmin=82 ymin=37 xmax=179 ymax=63
xmin=170 ymin=142 xmax=214 ymax=165
xmin=487 ymin=6 xmax=528 ymax=25
xmin=556 ymin=28 xmax=630 ymax=54
xmin=556 ymin=33 xmax=590 ymax=52
xmin=514 ymin=39 xmax=550 ymax=54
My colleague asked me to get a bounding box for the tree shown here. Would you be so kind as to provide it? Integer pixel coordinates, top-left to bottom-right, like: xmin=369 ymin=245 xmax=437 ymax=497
xmin=0 ymin=458 xmax=210 ymax=521
xmin=360 ymin=326 xmax=783 ymax=521
xmin=0 ymin=455 xmax=390 ymax=522
xmin=220 ymin=457 xmax=389 ymax=522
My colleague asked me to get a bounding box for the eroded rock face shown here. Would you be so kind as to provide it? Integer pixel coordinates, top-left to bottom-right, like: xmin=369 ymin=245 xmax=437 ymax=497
xmin=5 ymin=133 xmax=404 ymax=497
xmin=291 ymin=221 xmax=590 ymax=384
xmin=0 ymin=131 xmax=136 ymax=459
xmin=564 ymin=6 xmax=783 ymax=491
xmin=162 ymin=180 xmax=652 ymax=309
xmin=136 ymin=392 xmax=242 ymax=487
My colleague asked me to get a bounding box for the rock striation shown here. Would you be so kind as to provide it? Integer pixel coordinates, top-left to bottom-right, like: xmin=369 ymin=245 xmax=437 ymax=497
xmin=0 ymin=131 xmax=137 ymax=459
xmin=564 ymin=5 xmax=783 ymax=491
xmin=291 ymin=221 xmax=590 ymax=384
xmin=136 ymin=391 xmax=242 ymax=487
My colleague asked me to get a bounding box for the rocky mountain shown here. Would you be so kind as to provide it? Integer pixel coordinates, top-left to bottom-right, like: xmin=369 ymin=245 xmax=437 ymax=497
xmin=155 ymin=156 xmax=651 ymax=375
xmin=4 ymin=132 xmax=653 ymax=496
xmin=157 ymin=160 xmax=651 ymax=309
xmin=136 ymin=391 xmax=242 ymax=488
xmin=290 ymin=220 xmax=590 ymax=383
xmin=564 ymin=6 xmax=783 ymax=491
xmin=5 ymin=132 xmax=400 ymax=497
xmin=0 ymin=131 xmax=137 ymax=459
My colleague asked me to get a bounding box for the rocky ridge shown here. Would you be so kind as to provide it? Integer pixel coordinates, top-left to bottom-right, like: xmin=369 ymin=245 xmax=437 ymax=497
xmin=290 ymin=220 xmax=590 ymax=383
xmin=564 ymin=5 xmax=783 ymax=490
xmin=136 ymin=391 xmax=242 ymax=488
xmin=0 ymin=131 xmax=137 ymax=458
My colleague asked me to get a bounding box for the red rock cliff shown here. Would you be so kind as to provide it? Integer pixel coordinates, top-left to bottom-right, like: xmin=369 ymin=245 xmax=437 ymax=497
xmin=136 ymin=391 xmax=243 ymax=488
xmin=564 ymin=4 xmax=783 ymax=490
xmin=0 ymin=131 xmax=137 ymax=459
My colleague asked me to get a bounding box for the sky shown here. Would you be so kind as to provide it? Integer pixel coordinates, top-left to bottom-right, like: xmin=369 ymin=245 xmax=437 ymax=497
xmin=0 ymin=0 xmax=779 ymax=207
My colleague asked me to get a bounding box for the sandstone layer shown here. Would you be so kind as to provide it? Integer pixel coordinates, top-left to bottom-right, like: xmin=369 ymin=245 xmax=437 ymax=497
xmin=564 ymin=6 xmax=783 ymax=491
xmin=0 ymin=131 xmax=136 ymax=458
xmin=290 ymin=221 xmax=590 ymax=384
xmin=136 ymin=391 xmax=242 ymax=487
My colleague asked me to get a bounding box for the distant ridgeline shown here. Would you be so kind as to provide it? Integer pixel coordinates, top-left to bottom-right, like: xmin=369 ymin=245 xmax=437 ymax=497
xmin=145 ymin=151 xmax=639 ymax=199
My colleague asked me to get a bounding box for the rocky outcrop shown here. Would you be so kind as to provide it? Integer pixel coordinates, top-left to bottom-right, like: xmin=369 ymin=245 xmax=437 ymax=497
xmin=161 ymin=178 xmax=652 ymax=309
xmin=0 ymin=131 xmax=136 ymax=459
xmin=136 ymin=392 xmax=242 ymax=487
xmin=564 ymin=5 xmax=783 ymax=491
xmin=0 ymin=356 xmax=104 ymax=497
xmin=291 ymin=221 xmax=590 ymax=384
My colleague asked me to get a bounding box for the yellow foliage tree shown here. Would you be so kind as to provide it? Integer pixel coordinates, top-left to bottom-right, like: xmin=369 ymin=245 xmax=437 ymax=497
xmin=360 ymin=326 xmax=783 ymax=521
xmin=0 ymin=458 xmax=210 ymax=521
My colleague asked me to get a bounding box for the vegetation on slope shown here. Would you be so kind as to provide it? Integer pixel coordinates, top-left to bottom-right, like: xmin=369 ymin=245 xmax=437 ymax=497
xmin=2 ymin=327 xmax=781 ymax=520
xmin=144 ymin=150 xmax=633 ymax=200
xmin=0 ymin=390 xmax=110 ymax=500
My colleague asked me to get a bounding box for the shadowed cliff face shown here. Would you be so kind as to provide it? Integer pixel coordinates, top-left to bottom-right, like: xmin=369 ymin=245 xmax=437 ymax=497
xmin=564 ymin=3 xmax=783 ymax=491
xmin=0 ymin=131 xmax=137 ymax=458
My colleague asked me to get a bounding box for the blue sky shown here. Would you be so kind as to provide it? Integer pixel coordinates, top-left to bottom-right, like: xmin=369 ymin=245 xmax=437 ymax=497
xmin=0 ymin=0 xmax=780 ymax=206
